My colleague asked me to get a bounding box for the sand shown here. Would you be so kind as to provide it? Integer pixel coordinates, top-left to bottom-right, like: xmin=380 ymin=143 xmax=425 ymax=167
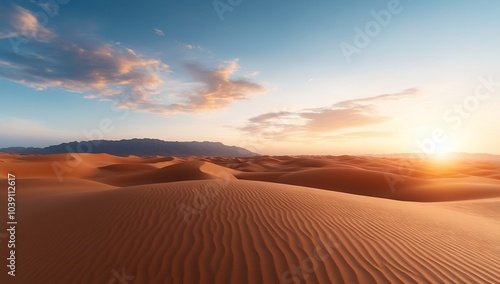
xmin=0 ymin=153 xmax=499 ymax=283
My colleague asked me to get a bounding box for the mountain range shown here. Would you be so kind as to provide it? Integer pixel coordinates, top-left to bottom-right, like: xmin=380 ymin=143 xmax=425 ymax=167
xmin=0 ymin=139 xmax=259 ymax=157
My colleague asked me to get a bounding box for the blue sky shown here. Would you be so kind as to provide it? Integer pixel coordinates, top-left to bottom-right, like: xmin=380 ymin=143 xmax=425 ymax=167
xmin=1 ymin=0 xmax=499 ymax=154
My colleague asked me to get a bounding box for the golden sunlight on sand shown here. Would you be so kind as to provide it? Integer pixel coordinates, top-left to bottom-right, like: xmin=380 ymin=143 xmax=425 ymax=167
xmin=0 ymin=153 xmax=498 ymax=283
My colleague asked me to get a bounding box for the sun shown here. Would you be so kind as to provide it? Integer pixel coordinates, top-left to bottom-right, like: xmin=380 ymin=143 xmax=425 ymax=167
xmin=432 ymin=151 xmax=452 ymax=162
xmin=430 ymin=141 xmax=458 ymax=162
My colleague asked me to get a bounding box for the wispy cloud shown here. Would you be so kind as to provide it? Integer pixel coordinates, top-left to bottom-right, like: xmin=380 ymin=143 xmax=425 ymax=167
xmin=175 ymin=40 xmax=203 ymax=51
xmin=153 ymin=28 xmax=165 ymax=36
xmin=239 ymin=88 xmax=419 ymax=141
xmin=0 ymin=4 xmax=265 ymax=114
xmin=0 ymin=3 xmax=54 ymax=41
xmin=183 ymin=44 xmax=201 ymax=50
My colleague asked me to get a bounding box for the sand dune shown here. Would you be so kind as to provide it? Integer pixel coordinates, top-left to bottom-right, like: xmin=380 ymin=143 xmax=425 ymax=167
xmin=1 ymin=153 xmax=499 ymax=283
xmin=4 ymin=153 xmax=499 ymax=202
xmin=94 ymin=161 xmax=237 ymax=187
xmin=0 ymin=180 xmax=498 ymax=283
xmin=236 ymin=156 xmax=500 ymax=202
xmin=99 ymin=163 xmax=160 ymax=172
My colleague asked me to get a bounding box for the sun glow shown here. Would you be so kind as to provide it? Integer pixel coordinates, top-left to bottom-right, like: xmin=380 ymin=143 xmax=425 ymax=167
xmin=432 ymin=149 xmax=452 ymax=161
xmin=429 ymin=139 xmax=462 ymax=162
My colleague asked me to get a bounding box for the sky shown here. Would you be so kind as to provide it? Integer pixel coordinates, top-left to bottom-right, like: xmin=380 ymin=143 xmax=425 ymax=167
xmin=0 ymin=0 xmax=499 ymax=155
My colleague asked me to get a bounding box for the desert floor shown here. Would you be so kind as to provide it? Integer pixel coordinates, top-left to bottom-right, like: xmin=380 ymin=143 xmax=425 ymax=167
xmin=0 ymin=153 xmax=499 ymax=283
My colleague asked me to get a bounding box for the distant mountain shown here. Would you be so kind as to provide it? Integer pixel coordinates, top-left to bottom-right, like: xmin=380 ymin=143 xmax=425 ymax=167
xmin=0 ymin=139 xmax=259 ymax=157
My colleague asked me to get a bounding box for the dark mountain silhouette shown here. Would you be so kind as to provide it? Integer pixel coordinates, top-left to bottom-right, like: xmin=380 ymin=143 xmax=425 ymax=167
xmin=0 ymin=139 xmax=259 ymax=157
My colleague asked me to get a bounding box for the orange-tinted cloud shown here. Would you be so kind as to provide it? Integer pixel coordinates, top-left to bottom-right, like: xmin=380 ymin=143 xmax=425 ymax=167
xmin=0 ymin=4 xmax=54 ymax=41
xmin=0 ymin=4 xmax=265 ymax=114
xmin=239 ymin=88 xmax=419 ymax=140
xmin=177 ymin=60 xmax=265 ymax=111
xmin=0 ymin=37 xmax=168 ymax=106
xmin=111 ymin=60 xmax=265 ymax=113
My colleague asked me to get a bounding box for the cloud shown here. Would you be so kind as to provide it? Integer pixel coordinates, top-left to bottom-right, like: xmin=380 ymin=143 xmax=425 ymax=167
xmin=333 ymin=88 xmax=419 ymax=108
xmin=249 ymin=111 xmax=292 ymax=123
xmin=129 ymin=60 xmax=265 ymax=113
xmin=0 ymin=36 xmax=168 ymax=108
xmin=183 ymin=44 xmax=201 ymax=50
xmin=239 ymin=88 xmax=419 ymax=141
xmin=0 ymin=3 xmax=54 ymax=41
xmin=153 ymin=28 xmax=165 ymax=36
xmin=175 ymin=40 xmax=202 ymax=50
xmin=178 ymin=60 xmax=265 ymax=111
xmin=0 ymin=5 xmax=265 ymax=114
